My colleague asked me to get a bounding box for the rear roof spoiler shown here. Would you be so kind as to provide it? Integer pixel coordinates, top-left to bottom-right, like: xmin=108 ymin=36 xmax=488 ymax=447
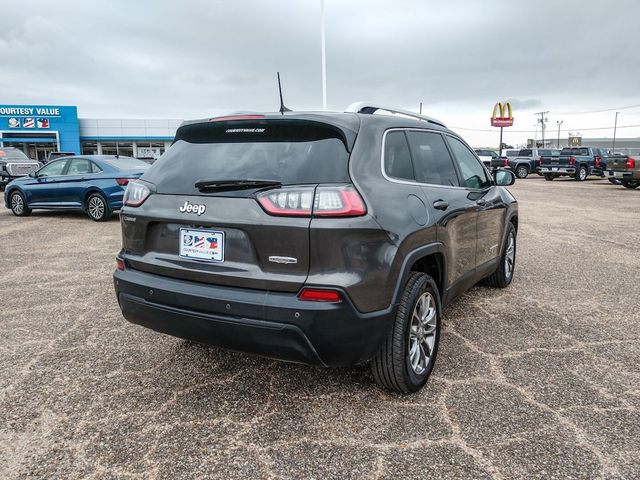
xmin=345 ymin=102 xmax=446 ymax=128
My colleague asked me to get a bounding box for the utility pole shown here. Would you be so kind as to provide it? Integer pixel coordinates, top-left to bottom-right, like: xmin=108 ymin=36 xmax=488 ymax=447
xmin=612 ymin=112 xmax=620 ymax=153
xmin=556 ymin=120 xmax=563 ymax=148
xmin=535 ymin=111 xmax=549 ymax=147
xmin=419 ymin=102 xmax=422 ymax=114
xmin=320 ymin=0 xmax=327 ymax=110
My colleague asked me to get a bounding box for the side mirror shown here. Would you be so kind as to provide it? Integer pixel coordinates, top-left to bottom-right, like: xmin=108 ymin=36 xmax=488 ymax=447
xmin=28 ymin=171 xmax=37 ymax=178
xmin=494 ymin=169 xmax=516 ymax=186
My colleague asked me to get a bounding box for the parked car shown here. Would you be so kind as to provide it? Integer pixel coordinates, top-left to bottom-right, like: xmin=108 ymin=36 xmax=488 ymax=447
xmin=46 ymin=151 xmax=76 ymax=163
xmin=499 ymin=148 xmax=560 ymax=179
xmin=605 ymin=154 xmax=640 ymax=189
xmin=474 ymin=149 xmax=499 ymax=170
xmin=113 ymin=104 xmax=519 ymax=393
xmin=4 ymin=155 xmax=149 ymax=221
xmin=538 ymin=147 xmax=607 ymax=181
xmin=0 ymin=147 xmax=41 ymax=190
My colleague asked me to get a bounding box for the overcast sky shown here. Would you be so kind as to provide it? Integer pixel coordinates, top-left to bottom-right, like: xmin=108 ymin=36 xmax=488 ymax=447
xmin=2 ymin=0 xmax=639 ymax=147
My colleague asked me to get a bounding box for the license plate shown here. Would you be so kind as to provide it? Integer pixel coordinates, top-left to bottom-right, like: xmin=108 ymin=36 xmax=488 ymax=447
xmin=552 ymin=167 xmax=558 ymax=171
xmin=179 ymin=228 xmax=224 ymax=262
xmin=614 ymin=171 xmax=624 ymax=177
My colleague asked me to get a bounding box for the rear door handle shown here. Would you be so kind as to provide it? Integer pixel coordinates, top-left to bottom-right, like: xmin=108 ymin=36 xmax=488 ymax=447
xmin=433 ymin=200 xmax=449 ymax=211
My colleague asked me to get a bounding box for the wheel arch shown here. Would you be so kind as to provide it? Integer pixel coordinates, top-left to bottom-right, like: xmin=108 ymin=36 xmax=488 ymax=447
xmin=391 ymin=243 xmax=447 ymax=309
xmin=83 ymin=187 xmax=107 ymax=209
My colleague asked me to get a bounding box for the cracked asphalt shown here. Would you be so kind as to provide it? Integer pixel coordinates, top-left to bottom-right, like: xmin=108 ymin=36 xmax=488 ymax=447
xmin=1 ymin=176 xmax=639 ymax=479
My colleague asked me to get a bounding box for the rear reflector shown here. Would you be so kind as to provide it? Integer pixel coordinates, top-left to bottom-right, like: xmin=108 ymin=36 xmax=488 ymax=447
xmin=298 ymin=288 xmax=342 ymax=302
xmin=116 ymin=258 xmax=125 ymax=271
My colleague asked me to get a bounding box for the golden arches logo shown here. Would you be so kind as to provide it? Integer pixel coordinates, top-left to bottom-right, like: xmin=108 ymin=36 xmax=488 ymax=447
xmin=491 ymin=102 xmax=514 ymax=127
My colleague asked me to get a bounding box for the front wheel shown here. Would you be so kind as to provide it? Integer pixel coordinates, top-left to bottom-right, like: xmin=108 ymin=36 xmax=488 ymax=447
xmin=544 ymin=173 xmax=555 ymax=181
xmin=515 ymin=165 xmax=529 ymax=179
xmin=484 ymin=223 xmax=516 ymax=288
xmin=9 ymin=190 xmax=32 ymax=217
xmin=371 ymin=272 xmax=441 ymax=394
xmin=86 ymin=193 xmax=112 ymax=221
xmin=622 ymin=180 xmax=640 ymax=189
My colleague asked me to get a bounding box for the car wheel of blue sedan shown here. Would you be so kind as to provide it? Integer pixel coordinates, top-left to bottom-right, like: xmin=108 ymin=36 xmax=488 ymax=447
xmin=10 ymin=191 xmax=32 ymax=217
xmin=86 ymin=193 xmax=111 ymax=222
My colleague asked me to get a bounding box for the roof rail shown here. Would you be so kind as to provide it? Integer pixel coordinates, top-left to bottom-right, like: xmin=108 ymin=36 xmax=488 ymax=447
xmin=345 ymin=102 xmax=446 ymax=127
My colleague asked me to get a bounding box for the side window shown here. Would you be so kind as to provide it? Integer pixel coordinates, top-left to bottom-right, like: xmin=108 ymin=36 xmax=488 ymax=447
xmin=67 ymin=158 xmax=92 ymax=175
xmin=406 ymin=131 xmax=459 ymax=187
xmin=37 ymin=160 xmax=67 ymax=177
xmin=383 ymin=131 xmax=415 ymax=181
xmin=91 ymin=162 xmax=103 ymax=173
xmin=447 ymin=136 xmax=491 ymax=189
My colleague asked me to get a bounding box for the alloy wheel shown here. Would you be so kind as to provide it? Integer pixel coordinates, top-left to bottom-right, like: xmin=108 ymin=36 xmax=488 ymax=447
xmin=505 ymin=233 xmax=515 ymax=280
xmin=88 ymin=196 xmax=105 ymax=219
xmin=516 ymin=166 xmax=528 ymax=178
xmin=579 ymin=168 xmax=587 ymax=181
xmin=408 ymin=292 xmax=437 ymax=375
xmin=11 ymin=193 xmax=24 ymax=215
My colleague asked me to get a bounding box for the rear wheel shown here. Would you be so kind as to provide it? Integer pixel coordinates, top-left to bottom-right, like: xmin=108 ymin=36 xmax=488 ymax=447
xmin=622 ymin=180 xmax=640 ymax=189
xmin=575 ymin=165 xmax=588 ymax=181
xmin=608 ymin=178 xmax=621 ymax=185
xmin=515 ymin=165 xmax=529 ymax=179
xmin=544 ymin=173 xmax=555 ymax=181
xmin=371 ymin=272 xmax=441 ymax=394
xmin=9 ymin=190 xmax=31 ymax=217
xmin=86 ymin=193 xmax=111 ymax=221
xmin=485 ymin=222 xmax=516 ymax=288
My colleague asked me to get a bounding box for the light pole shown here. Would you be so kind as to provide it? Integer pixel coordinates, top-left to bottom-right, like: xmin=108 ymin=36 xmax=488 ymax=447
xmin=612 ymin=112 xmax=620 ymax=153
xmin=556 ymin=120 xmax=563 ymax=148
xmin=320 ymin=0 xmax=327 ymax=110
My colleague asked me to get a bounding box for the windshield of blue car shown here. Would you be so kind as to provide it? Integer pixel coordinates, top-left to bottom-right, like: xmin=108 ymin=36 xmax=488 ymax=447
xmin=103 ymin=158 xmax=150 ymax=170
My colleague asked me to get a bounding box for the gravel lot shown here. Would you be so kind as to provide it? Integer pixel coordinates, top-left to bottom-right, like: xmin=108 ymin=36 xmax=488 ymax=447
xmin=1 ymin=176 xmax=639 ymax=479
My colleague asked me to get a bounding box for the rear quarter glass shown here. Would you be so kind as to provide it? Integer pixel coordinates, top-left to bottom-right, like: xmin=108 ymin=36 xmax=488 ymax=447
xmin=143 ymin=121 xmax=352 ymax=195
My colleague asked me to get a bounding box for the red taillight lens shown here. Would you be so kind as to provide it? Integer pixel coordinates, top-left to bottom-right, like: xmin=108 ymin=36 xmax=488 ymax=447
xmin=503 ymin=158 xmax=509 ymax=167
xmin=123 ymin=181 xmax=151 ymax=207
xmin=313 ymin=186 xmax=366 ymax=217
xmin=257 ymin=185 xmax=366 ymax=218
xmin=627 ymin=158 xmax=636 ymax=169
xmin=595 ymin=156 xmax=601 ymax=168
xmin=116 ymin=178 xmax=133 ymax=186
xmin=298 ymin=288 xmax=342 ymax=302
xmin=569 ymin=156 xmax=576 ymax=165
xmin=116 ymin=258 xmax=125 ymax=271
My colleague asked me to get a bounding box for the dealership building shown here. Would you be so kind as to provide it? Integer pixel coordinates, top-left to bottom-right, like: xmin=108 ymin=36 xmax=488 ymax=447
xmin=0 ymin=104 xmax=182 ymax=162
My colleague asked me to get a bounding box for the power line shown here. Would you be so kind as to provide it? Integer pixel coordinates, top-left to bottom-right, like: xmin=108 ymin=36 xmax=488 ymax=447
xmin=553 ymin=103 xmax=640 ymax=115
xmin=450 ymin=123 xmax=640 ymax=133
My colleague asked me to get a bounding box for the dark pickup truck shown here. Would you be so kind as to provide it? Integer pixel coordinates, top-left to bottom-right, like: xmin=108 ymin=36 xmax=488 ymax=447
xmin=606 ymin=154 xmax=640 ymax=189
xmin=538 ymin=147 xmax=607 ymax=181
xmin=493 ymin=148 xmax=560 ymax=179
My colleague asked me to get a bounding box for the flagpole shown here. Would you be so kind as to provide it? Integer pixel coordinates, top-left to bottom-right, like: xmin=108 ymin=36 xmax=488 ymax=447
xmin=320 ymin=0 xmax=327 ymax=110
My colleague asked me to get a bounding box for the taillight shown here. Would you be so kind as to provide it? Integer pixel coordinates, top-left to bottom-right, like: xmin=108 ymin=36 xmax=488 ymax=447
xmin=116 ymin=178 xmax=133 ymax=186
xmin=298 ymin=288 xmax=342 ymax=302
xmin=257 ymin=185 xmax=366 ymax=218
xmin=116 ymin=257 xmax=125 ymax=271
xmin=123 ymin=181 xmax=151 ymax=207
xmin=569 ymin=156 xmax=576 ymax=165
xmin=503 ymin=158 xmax=509 ymax=167
xmin=595 ymin=156 xmax=601 ymax=168
xmin=627 ymin=158 xmax=636 ymax=169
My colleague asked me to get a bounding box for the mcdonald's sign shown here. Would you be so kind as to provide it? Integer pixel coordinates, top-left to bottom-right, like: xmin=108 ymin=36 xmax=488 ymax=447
xmin=491 ymin=102 xmax=514 ymax=127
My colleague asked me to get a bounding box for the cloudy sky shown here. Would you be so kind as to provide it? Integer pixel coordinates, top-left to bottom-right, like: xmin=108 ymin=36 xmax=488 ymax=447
xmin=2 ymin=0 xmax=639 ymax=147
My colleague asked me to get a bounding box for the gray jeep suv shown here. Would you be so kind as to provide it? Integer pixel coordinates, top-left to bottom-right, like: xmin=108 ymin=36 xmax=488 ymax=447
xmin=113 ymin=103 xmax=518 ymax=393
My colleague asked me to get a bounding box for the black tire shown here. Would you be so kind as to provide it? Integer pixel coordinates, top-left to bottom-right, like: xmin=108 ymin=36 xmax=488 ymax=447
xmin=515 ymin=165 xmax=529 ymax=179
xmin=608 ymin=178 xmax=622 ymax=185
xmin=575 ymin=165 xmax=588 ymax=181
xmin=371 ymin=272 xmax=441 ymax=394
xmin=544 ymin=174 xmax=555 ymax=181
xmin=621 ymin=180 xmax=640 ymax=189
xmin=86 ymin=193 xmax=111 ymax=221
xmin=9 ymin=190 xmax=31 ymax=217
xmin=485 ymin=222 xmax=516 ymax=288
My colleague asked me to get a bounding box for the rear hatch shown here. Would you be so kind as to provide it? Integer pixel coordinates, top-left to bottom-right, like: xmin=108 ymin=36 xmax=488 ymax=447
xmin=542 ymin=147 xmax=588 ymax=166
xmin=120 ymin=114 xmax=359 ymax=293
xmin=607 ymin=154 xmax=632 ymax=172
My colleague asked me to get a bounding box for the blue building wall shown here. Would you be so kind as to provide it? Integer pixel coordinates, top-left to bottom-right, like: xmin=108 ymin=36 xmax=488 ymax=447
xmin=0 ymin=105 xmax=81 ymax=154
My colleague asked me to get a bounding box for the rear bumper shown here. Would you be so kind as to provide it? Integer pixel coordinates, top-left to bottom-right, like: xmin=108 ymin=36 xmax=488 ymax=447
xmin=113 ymin=267 xmax=395 ymax=367
xmin=607 ymin=170 xmax=634 ymax=179
xmin=538 ymin=166 xmax=575 ymax=175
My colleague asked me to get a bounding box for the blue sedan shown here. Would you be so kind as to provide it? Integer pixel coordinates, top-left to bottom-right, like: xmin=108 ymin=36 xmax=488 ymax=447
xmin=3 ymin=155 xmax=149 ymax=221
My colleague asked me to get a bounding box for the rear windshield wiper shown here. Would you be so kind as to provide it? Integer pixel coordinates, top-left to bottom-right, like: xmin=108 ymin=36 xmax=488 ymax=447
xmin=195 ymin=179 xmax=282 ymax=192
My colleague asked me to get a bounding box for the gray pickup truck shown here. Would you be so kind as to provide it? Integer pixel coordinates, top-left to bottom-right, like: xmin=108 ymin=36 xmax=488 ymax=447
xmin=0 ymin=147 xmax=41 ymax=190
xmin=538 ymin=147 xmax=606 ymax=181
xmin=493 ymin=148 xmax=559 ymax=179
xmin=606 ymin=154 xmax=640 ymax=189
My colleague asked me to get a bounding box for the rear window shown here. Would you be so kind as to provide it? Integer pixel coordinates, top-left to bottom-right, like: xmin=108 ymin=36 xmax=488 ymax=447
xmin=518 ymin=149 xmax=532 ymax=156
xmin=560 ymin=148 xmax=589 ymax=156
xmin=104 ymin=158 xmax=150 ymax=170
xmin=144 ymin=122 xmax=351 ymax=194
xmin=506 ymin=150 xmax=519 ymax=156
